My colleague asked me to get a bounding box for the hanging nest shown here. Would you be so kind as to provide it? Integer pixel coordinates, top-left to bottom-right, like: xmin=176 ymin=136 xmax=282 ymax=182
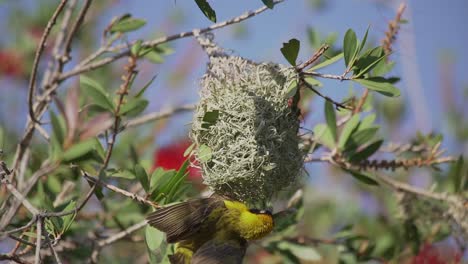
xmin=190 ymin=34 xmax=304 ymax=203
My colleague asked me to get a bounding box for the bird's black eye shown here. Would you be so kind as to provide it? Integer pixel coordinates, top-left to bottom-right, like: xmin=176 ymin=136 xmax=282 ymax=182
xmin=249 ymin=208 xmax=261 ymax=214
xmin=249 ymin=209 xmax=272 ymax=215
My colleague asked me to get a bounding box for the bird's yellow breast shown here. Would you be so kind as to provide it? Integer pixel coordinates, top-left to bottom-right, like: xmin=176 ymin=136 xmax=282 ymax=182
xmin=222 ymin=200 xmax=274 ymax=240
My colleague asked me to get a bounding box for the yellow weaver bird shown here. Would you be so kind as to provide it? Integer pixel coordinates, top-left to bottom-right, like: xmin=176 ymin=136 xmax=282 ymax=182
xmin=146 ymin=197 xmax=274 ymax=264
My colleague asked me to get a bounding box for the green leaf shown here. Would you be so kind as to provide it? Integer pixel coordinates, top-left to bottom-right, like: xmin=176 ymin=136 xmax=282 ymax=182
xmin=61 ymin=200 xmax=77 ymax=234
xmin=145 ymin=225 xmax=164 ymax=251
xmin=343 ymin=29 xmax=358 ymax=67
xmin=145 ymin=225 xmax=167 ymax=263
xmin=131 ymin=40 xmax=143 ymax=56
xmin=62 ymin=139 xmax=96 ymax=162
xmin=350 ymin=139 xmax=384 ymax=163
xmin=281 ymin=39 xmax=300 ymax=66
xmin=353 ymin=77 xmax=400 ymax=97
xmin=165 ymin=160 xmax=189 ymax=202
xmin=277 ymin=241 xmax=322 ymax=261
xmin=347 ymin=127 xmax=379 ymax=149
xmin=194 ymin=0 xmax=217 ymax=22
xmin=261 ymin=0 xmax=274 ymax=9
xmin=149 ymin=168 xmax=175 ymax=198
xmin=354 ymin=47 xmax=390 ymax=78
xmin=198 ymin=144 xmax=212 ymax=162
xmin=357 ymin=26 xmax=370 ymax=54
xmin=285 ymin=79 xmax=299 ymax=97
xmin=451 ymin=156 xmax=466 ymax=192
xmin=120 ymin=98 xmax=149 ymax=117
xmin=313 ymin=123 xmax=335 ymax=149
xmin=80 ymin=76 xmax=114 ymax=111
xmin=107 ymin=169 xmax=136 ymax=179
xmin=304 ymin=77 xmax=323 ymax=87
xmin=135 ymin=75 xmax=156 ymax=98
xmin=110 ymin=17 xmax=146 ymax=33
xmin=309 ymin=52 xmax=343 ymax=71
xmin=360 ymin=114 xmax=376 ymax=129
xmin=144 ymin=50 xmax=164 ymax=64
xmin=135 ymin=164 xmax=149 ymax=192
xmin=50 ymin=111 xmax=65 ymax=146
xmin=345 ymin=170 xmax=379 ymax=186
xmin=142 ymin=45 xmax=174 ymax=63
xmin=307 ymin=27 xmax=321 ymax=49
xmin=183 ymin=143 xmax=196 ymax=157
xmin=338 ymin=114 xmax=360 ymax=150
xmin=201 ymin=110 xmax=219 ymax=129
xmin=324 ymin=101 xmax=337 ymax=141
xmin=373 ymin=60 xmax=396 ymax=76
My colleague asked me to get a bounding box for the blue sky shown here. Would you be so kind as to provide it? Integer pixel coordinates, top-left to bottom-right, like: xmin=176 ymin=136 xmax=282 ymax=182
xmin=101 ymin=0 xmax=468 ymax=151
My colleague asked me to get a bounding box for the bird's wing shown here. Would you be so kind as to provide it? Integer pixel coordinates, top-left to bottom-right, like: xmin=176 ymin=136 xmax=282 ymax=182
xmin=191 ymin=239 xmax=247 ymax=264
xmin=146 ymin=197 xmax=223 ymax=243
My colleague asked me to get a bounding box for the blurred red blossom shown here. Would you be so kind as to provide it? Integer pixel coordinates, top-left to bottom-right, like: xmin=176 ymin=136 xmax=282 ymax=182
xmin=408 ymin=243 xmax=462 ymax=264
xmin=0 ymin=50 xmax=25 ymax=78
xmin=153 ymin=139 xmax=202 ymax=181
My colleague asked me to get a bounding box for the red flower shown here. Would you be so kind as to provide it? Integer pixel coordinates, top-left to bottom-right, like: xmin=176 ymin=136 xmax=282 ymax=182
xmin=409 ymin=243 xmax=462 ymax=264
xmin=0 ymin=50 xmax=24 ymax=77
xmin=153 ymin=140 xmax=202 ymax=181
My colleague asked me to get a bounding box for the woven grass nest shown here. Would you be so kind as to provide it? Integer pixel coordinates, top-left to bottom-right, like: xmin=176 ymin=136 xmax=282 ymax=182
xmin=190 ymin=35 xmax=305 ymax=203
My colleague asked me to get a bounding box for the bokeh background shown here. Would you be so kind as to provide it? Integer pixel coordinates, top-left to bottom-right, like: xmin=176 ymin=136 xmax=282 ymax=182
xmin=1 ymin=0 xmax=467 ymax=263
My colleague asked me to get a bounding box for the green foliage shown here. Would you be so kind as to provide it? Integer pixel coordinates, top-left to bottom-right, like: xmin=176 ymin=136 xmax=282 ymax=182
xmin=110 ymin=16 xmax=146 ymax=33
xmin=281 ymin=38 xmax=300 ymax=66
xmin=80 ymin=75 xmax=115 ymax=111
xmin=261 ymin=0 xmax=275 ymax=9
xmin=343 ymin=29 xmax=358 ymax=67
xmin=309 ymin=52 xmax=343 ymax=71
xmin=353 ymin=78 xmax=400 ymax=97
xmin=324 ymin=101 xmax=337 ymax=141
xmin=1 ymin=2 xmax=464 ymax=264
xmin=194 ymin=0 xmax=217 ymax=22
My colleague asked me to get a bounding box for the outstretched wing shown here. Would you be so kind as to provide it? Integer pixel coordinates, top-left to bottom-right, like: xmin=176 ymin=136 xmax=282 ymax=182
xmin=191 ymin=239 xmax=247 ymax=264
xmin=146 ymin=197 xmax=223 ymax=243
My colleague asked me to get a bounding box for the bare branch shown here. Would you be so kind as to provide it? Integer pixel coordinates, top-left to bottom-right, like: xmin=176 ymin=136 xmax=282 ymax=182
xmin=83 ymin=174 xmax=159 ymax=208
xmin=0 ymin=253 xmax=32 ymax=264
xmin=295 ymin=44 xmax=329 ymax=72
xmin=58 ymin=0 xmax=286 ymax=81
xmin=34 ymin=218 xmax=42 ymax=264
xmin=124 ymin=103 xmax=197 ymax=129
xmin=90 ymin=220 xmax=147 ymax=263
xmin=27 ymin=0 xmax=68 ymax=124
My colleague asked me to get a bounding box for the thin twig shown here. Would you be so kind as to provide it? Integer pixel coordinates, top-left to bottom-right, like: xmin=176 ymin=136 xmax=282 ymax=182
xmin=0 ymin=168 xmax=39 ymax=215
xmin=382 ymin=3 xmax=406 ymax=56
xmin=0 ymin=162 xmax=58 ymax=231
xmin=90 ymin=220 xmax=147 ymax=263
xmin=377 ymin=172 xmax=459 ymax=204
xmin=75 ymin=51 xmax=138 ymax=215
xmin=0 ymin=217 xmax=36 ymax=237
xmin=40 ymin=0 xmax=78 ymax=89
xmin=27 ymin=0 xmax=68 ymax=124
xmin=34 ymin=124 xmax=50 ymax=142
xmin=353 ymin=88 xmax=369 ymax=114
xmin=295 ymin=44 xmax=329 ymax=72
xmin=83 ymin=174 xmax=159 ymax=208
xmin=8 ymin=234 xmax=37 ymax=247
xmin=124 ymin=103 xmax=197 ymax=129
xmin=58 ymin=0 xmax=286 ymax=80
xmin=0 ymin=253 xmax=32 ymax=264
xmin=302 ymin=71 xmax=352 ymax=80
xmin=47 ymin=237 xmax=63 ymax=264
xmin=62 ymin=0 xmax=93 ymax=58
xmin=301 ymin=77 xmax=352 ymax=110
xmin=34 ymin=217 xmax=42 ymax=264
